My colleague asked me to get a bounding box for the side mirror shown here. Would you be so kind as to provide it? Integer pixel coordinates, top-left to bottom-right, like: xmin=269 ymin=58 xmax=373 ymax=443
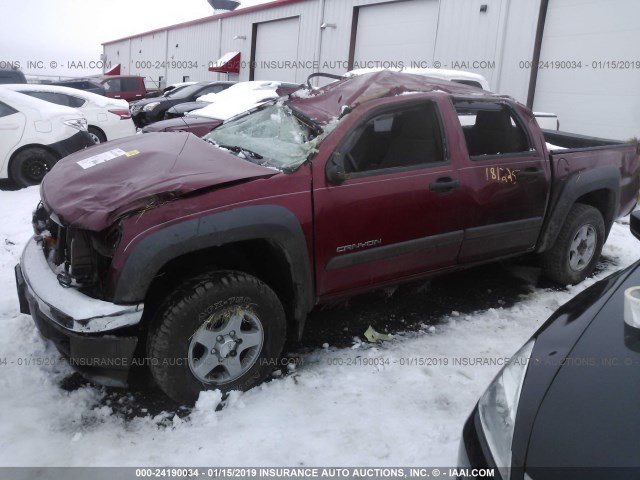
xmin=631 ymin=210 xmax=640 ymax=241
xmin=326 ymin=152 xmax=350 ymax=184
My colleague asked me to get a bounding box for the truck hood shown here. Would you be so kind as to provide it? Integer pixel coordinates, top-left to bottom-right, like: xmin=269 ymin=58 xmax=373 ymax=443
xmin=142 ymin=115 xmax=223 ymax=134
xmin=41 ymin=132 xmax=278 ymax=231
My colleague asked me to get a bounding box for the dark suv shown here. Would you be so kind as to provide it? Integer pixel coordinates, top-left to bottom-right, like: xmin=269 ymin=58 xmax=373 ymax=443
xmin=0 ymin=68 xmax=27 ymax=84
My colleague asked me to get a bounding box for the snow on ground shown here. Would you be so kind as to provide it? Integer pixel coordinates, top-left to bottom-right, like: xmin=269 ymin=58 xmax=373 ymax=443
xmin=0 ymin=187 xmax=638 ymax=467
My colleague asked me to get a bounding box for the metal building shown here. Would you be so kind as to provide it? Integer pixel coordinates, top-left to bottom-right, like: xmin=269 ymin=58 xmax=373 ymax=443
xmin=103 ymin=0 xmax=640 ymax=140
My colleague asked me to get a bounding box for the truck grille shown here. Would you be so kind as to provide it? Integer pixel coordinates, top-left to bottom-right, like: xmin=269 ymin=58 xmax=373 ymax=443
xmin=32 ymin=203 xmax=101 ymax=289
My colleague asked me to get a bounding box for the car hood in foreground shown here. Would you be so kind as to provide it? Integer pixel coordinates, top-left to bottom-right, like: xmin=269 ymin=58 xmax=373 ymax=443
xmin=41 ymin=132 xmax=278 ymax=231
xmin=517 ymin=262 xmax=640 ymax=472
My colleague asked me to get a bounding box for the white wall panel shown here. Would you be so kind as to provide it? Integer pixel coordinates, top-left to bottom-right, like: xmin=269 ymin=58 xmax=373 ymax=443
xmin=434 ymin=0 xmax=503 ymax=87
xmin=533 ymin=0 xmax=640 ymax=139
xmin=103 ymin=41 xmax=131 ymax=75
xmin=492 ymin=0 xmax=540 ymax=102
xmin=353 ymin=0 xmax=439 ymax=69
xmin=253 ymin=17 xmax=301 ymax=82
xmin=129 ymin=31 xmax=168 ymax=89
xmin=166 ymin=22 xmax=220 ymax=85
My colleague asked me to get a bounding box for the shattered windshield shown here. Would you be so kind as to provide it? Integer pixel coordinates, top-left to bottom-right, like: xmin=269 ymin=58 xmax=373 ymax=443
xmin=204 ymin=103 xmax=319 ymax=171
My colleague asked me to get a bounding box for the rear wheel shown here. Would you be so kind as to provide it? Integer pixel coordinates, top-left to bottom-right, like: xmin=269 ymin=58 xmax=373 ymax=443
xmin=147 ymin=271 xmax=286 ymax=405
xmin=541 ymin=204 xmax=605 ymax=285
xmin=9 ymin=148 xmax=57 ymax=187
xmin=88 ymin=126 xmax=106 ymax=144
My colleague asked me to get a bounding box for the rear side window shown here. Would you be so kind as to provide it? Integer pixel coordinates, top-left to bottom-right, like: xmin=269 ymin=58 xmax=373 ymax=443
xmin=344 ymin=102 xmax=446 ymax=173
xmin=199 ymin=85 xmax=225 ymax=96
xmin=121 ymin=78 xmax=141 ymax=91
xmin=454 ymin=101 xmax=532 ymax=157
xmin=65 ymin=95 xmax=85 ymax=108
xmin=0 ymin=101 xmax=18 ymax=118
xmin=22 ymin=91 xmax=85 ymax=108
xmin=452 ymin=80 xmax=484 ymax=90
xmin=103 ymin=79 xmax=121 ymax=92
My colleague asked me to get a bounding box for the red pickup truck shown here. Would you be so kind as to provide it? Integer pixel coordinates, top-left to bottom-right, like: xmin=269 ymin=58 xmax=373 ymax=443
xmin=15 ymin=71 xmax=639 ymax=404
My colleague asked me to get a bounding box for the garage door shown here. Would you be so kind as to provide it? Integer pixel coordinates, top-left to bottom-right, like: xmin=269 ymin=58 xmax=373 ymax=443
xmin=533 ymin=0 xmax=640 ymax=139
xmin=353 ymin=0 xmax=439 ymax=69
xmin=252 ymin=17 xmax=300 ymax=82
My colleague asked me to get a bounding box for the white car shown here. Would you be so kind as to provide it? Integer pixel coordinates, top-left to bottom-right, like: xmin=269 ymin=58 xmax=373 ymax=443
xmin=0 ymin=88 xmax=94 ymax=186
xmin=1 ymin=83 xmax=135 ymax=144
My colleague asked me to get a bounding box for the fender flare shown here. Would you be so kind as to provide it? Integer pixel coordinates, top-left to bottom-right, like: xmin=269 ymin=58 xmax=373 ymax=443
xmin=113 ymin=205 xmax=314 ymax=334
xmin=537 ymin=166 xmax=620 ymax=252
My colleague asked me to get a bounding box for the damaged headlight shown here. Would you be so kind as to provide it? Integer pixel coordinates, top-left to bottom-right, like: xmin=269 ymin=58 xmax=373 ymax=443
xmin=478 ymin=339 xmax=535 ymax=479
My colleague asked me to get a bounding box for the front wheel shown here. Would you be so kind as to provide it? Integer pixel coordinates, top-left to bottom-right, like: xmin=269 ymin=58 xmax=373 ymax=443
xmin=147 ymin=271 xmax=286 ymax=405
xmin=541 ymin=204 xmax=605 ymax=285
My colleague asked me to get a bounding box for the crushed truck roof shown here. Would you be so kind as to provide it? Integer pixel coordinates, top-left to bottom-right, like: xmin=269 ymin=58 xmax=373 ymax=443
xmin=288 ymin=70 xmax=496 ymax=125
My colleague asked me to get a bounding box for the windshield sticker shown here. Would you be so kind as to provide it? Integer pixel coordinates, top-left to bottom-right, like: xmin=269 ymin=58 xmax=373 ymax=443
xmin=77 ymin=148 xmax=127 ymax=169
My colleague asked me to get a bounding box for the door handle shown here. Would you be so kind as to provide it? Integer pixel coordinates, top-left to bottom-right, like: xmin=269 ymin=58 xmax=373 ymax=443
xmin=429 ymin=177 xmax=461 ymax=193
xmin=518 ymin=167 xmax=544 ymax=179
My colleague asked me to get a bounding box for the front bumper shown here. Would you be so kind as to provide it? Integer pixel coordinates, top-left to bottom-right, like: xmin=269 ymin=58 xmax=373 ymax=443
xmin=49 ymin=131 xmax=95 ymax=157
xmin=130 ymin=109 xmax=152 ymax=128
xmin=101 ymin=117 xmax=137 ymax=141
xmin=15 ymin=236 xmax=144 ymax=387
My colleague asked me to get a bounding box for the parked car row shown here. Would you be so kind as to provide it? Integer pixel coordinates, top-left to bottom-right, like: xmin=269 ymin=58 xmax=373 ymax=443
xmin=141 ymin=80 xmax=302 ymax=135
xmin=129 ymin=80 xmax=236 ymax=127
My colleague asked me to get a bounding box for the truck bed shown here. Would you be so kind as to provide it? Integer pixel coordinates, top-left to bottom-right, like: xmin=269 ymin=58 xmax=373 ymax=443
xmin=543 ymin=129 xmax=634 ymax=152
xmin=543 ymin=129 xmax=640 ymax=223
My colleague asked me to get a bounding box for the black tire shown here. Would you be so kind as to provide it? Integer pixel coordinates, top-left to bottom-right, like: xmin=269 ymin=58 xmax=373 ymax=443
xmin=541 ymin=204 xmax=605 ymax=285
xmin=88 ymin=127 xmax=106 ymax=144
xmin=9 ymin=148 xmax=58 ymax=187
xmin=147 ymin=270 xmax=286 ymax=405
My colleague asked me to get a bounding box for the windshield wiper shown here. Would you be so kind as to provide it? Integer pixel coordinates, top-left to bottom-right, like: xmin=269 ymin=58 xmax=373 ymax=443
xmin=207 ymin=140 xmax=264 ymax=160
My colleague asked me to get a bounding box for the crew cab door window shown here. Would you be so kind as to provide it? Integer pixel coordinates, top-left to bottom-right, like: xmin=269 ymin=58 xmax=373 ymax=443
xmin=343 ymin=102 xmax=446 ymax=175
xmin=0 ymin=101 xmax=18 ymax=118
xmin=453 ymin=100 xmax=549 ymax=263
xmin=456 ymin=102 xmax=532 ymax=157
xmin=313 ymin=100 xmax=466 ymax=298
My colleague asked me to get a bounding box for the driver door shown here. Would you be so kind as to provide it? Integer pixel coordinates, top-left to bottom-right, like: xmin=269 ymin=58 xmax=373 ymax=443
xmin=313 ymin=99 xmax=466 ymax=298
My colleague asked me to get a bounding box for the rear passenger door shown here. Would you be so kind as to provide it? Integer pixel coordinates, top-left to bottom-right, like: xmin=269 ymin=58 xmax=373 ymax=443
xmin=0 ymin=101 xmax=26 ymax=168
xmin=313 ymin=99 xmax=466 ymax=298
xmin=453 ymin=100 xmax=550 ymax=263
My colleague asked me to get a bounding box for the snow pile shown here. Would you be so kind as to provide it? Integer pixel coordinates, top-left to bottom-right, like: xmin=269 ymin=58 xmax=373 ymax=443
xmin=0 ymin=187 xmax=638 ymax=467
xmin=190 ymin=81 xmax=285 ymax=121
